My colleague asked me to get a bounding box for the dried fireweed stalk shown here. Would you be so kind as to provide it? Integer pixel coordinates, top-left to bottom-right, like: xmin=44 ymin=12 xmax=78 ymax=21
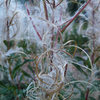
xmin=26 ymin=0 xmax=93 ymax=100
xmin=0 ymin=0 xmax=95 ymax=99
xmin=78 ymin=0 xmax=100 ymax=68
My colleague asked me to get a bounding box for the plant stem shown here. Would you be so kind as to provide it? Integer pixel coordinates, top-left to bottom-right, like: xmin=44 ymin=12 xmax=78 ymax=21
xmin=25 ymin=4 xmax=42 ymax=40
xmin=64 ymin=64 xmax=68 ymax=77
xmin=61 ymin=0 xmax=91 ymax=33
xmin=91 ymin=3 xmax=95 ymax=65
xmin=85 ymin=88 xmax=89 ymax=100
xmin=43 ymin=0 xmax=48 ymax=20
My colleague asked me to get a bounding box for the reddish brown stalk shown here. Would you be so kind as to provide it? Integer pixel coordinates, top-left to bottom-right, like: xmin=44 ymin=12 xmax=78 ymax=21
xmin=6 ymin=0 xmax=10 ymax=50
xmin=57 ymin=19 xmax=71 ymax=27
xmin=9 ymin=66 xmax=13 ymax=81
xmin=85 ymin=88 xmax=89 ymax=100
xmin=66 ymin=88 xmax=73 ymax=100
xmin=16 ymin=97 xmax=19 ymax=100
xmin=64 ymin=64 xmax=68 ymax=77
xmin=57 ymin=49 xmax=73 ymax=58
xmin=43 ymin=0 xmax=48 ymax=20
xmin=46 ymin=0 xmax=55 ymax=8
xmin=7 ymin=20 xmax=10 ymax=40
xmin=6 ymin=0 xmax=8 ymax=7
xmin=46 ymin=0 xmax=63 ymax=8
xmin=91 ymin=50 xmax=95 ymax=64
xmin=50 ymin=7 xmax=55 ymax=70
xmin=46 ymin=0 xmax=53 ymax=5
xmin=54 ymin=27 xmax=63 ymax=47
xmin=55 ymin=0 xmax=63 ymax=8
xmin=90 ymin=2 xmax=95 ymax=64
xmin=55 ymin=0 xmax=91 ymax=47
xmin=25 ymin=4 xmax=42 ymax=40
xmin=61 ymin=0 xmax=91 ymax=33
xmin=52 ymin=0 xmax=55 ymax=8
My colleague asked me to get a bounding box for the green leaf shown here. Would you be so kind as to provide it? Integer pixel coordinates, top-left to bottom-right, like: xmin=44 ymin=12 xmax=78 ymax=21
xmin=21 ymin=70 xmax=32 ymax=78
xmin=82 ymin=21 xmax=88 ymax=30
xmin=17 ymin=39 xmax=27 ymax=49
xmin=7 ymin=85 xmax=17 ymax=91
xmin=75 ymin=56 xmax=91 ymax=69
xmin=19 ymin=74 xmax=24 ymax=82
xmin=72 ymin=63 xmax=88 ymax=76
xmin=95 ymin=56 xmax=100 ymax=63
xmin=3 ymin=40 xmax=15 ymax=50
xmin=12 ymin=59 xmax=33 ymax=78
xmin=0 ymin=87 xmax=8 ymax=94
xmin=0 ymin=81 xmax=7 ymax=88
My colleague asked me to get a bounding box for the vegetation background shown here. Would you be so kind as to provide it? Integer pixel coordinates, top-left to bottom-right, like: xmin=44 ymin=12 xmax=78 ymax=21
xmin=0 ymin=0 xmax=100 ymax=100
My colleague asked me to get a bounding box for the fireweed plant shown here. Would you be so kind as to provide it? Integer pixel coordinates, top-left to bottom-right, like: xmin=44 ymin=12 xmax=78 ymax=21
xmin=0 ymin=0 xmax=99 ymax=100
xmin=75 ymin=0 xmax=100 ymax=87
xmin=0 ymin=0 xmax=39 ymax=99
xmin=85 ymin=0 xmax=100 ymax=66
xmin=63 ymin=0 xmax=100 ymax=99
xmin=75 ymin=0 xmax=100 ymax=65
xmin=25 ymin=0 xmax=98 ymax=100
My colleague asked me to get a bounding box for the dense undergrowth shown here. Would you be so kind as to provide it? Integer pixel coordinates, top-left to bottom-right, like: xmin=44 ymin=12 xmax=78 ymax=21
xmin=0 ymin=0 xmax=100 ymax=100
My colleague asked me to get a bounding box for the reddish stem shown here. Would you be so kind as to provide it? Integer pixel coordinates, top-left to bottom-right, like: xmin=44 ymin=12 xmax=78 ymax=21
xmin=55 ymin=0 xmax=63 ymax=8
xmin=85 ymin=88 xmax=89 ymax=100
xmin=25 ymin=4 xmax=42 ymax=40
xmin=64 ymin=64 xmax=68 ymax=77
xmin=55 ymin=0 xmax=91 ymax=47
xmin=46 ymin=0 xmax=63 ymax=8
xmin=91 ymin=4 xmax=95 ymax=64
xmin=54 ymin=27 xmax=62 ymax=47
xmin=43 ymin=0 xmax=48 ymax=20
xmin=61 ymin=0 xmax=91 ymax=33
